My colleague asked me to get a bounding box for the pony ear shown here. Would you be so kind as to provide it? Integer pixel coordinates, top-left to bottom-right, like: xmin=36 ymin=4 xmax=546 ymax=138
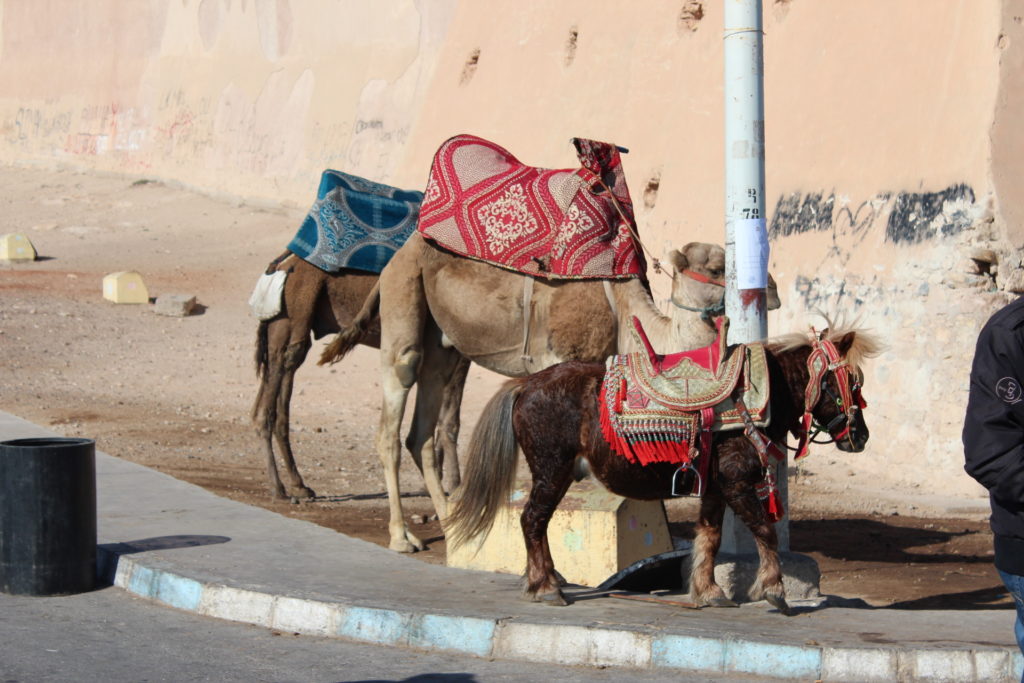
xmin=668 ymin=248 xmax=689 ymax=273
xmin=833 ymin=331 xmax=857 ymax=355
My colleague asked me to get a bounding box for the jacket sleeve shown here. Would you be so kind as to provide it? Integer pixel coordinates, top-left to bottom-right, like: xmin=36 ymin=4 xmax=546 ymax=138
xmin=963 ymin=320 xmax=1024 ymax=506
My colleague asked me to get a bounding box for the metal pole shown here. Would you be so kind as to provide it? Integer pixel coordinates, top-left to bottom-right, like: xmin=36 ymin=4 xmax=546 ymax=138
xmin=721 ymin=0 xmax=788 ymax=553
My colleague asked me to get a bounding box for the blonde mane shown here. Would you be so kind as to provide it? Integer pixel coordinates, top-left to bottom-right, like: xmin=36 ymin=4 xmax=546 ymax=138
xmin=767 ymin=320 xmax=884 ymax=379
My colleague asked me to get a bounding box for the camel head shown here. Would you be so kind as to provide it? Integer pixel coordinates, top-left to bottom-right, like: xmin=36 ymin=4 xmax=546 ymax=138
xmin=667 ymin=243 xmax=781 ymax=312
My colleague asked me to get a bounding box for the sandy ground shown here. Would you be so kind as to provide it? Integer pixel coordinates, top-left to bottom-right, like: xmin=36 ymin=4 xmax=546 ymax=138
xmin=0 ymin=164 xmax=1010 ymax=610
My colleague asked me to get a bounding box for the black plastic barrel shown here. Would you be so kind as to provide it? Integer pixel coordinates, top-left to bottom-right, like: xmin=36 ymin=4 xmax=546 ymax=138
xmin=0 ymin=437 xmax=97 ymax=595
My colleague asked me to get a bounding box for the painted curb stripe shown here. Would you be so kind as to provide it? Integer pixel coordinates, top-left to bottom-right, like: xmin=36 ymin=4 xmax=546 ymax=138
xmin=98 ymin=548 xmax=1023 ymax=681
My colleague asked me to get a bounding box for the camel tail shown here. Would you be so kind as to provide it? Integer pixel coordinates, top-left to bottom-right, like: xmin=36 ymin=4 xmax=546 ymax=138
xmin=445 ymin=379 xmax=526 ymax=548
xmin=318 ymin=281 xmax=380 ymax=366
xmin=254 ymin=319 xmax=270 ymax=379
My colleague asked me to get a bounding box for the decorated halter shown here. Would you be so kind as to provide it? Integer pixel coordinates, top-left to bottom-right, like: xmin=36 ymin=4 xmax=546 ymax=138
xmin=669 ymin=269 xmax=726 ymax=322
xmin=794 ymin=329 xmax=866 ymax=459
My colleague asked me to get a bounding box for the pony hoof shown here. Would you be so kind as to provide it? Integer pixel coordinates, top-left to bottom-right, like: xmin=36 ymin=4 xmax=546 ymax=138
xmin=535 ymin=591 xmax=568 ymax=607
xmin=765 ymin=594 xmax=791 ymax=615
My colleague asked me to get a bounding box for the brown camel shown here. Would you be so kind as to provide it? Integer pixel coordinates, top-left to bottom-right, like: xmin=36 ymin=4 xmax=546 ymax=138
xmin=320 ymin=233 xmax=781 ymax=552
xmin=252 ymin=252 xmax=468 ymax=500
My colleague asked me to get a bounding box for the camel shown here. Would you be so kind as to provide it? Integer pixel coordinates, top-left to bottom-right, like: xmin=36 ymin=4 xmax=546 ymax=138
xmin=251 ymin=252 xmax=469 ymax=500
xmin=320 ymin=233 xmax=781 ymax=552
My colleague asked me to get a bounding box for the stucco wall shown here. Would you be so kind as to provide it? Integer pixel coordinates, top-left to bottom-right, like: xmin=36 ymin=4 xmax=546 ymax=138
xmin=2 ymin=0 xmax=1021 ymax=497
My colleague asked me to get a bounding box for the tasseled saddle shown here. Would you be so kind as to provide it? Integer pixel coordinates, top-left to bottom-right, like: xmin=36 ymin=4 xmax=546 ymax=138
xmin=599 ymin=316 xmax=783 ymax=520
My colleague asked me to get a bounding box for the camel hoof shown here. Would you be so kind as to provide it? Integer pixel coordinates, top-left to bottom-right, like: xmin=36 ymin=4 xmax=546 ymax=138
xmin=765 ymin=593 xmax=791 ymax=615
xmin=389 ymin=538 xmax=420 ymax=553
xmin=271 ymin=487 xmax=288 ymax=501
xmin=705 ymin=596 xmax=739 ymax=609
xmin=297 ymin=486 xmax=316 ymax=499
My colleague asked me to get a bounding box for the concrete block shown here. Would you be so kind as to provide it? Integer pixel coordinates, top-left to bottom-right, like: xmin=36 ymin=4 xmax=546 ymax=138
xmin=198 ymin=585 xmax=274 ymax=627
xmin=711 ymin=551 xmax=821 ymax=602
xmin=0 ymin=233 xmax=37 ymax=262
xmin=102 ymin=270 xmax=149 ymax=304
xmin=154 ymin=293 xmax=197 ymax=317
xmin=270 ymin=596 xmax=342 ymax=636
xmin=447 ymin=477 xmax=673 ymax=587
xmin=821 ymin=646 xmax=898 ymax=681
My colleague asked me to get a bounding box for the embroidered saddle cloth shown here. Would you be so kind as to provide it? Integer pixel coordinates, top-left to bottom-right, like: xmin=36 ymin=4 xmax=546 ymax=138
xmin=599 ymin=330 xmax=770 ymax=467
xmin=287 ymin=170 xmax=423 ymax=274
xmin=417 ymin=134 xmax=644 ymax=280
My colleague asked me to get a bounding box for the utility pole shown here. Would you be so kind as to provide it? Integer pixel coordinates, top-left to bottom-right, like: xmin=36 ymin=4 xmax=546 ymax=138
xmin=721 ymin=0 xmax=787 ymax=553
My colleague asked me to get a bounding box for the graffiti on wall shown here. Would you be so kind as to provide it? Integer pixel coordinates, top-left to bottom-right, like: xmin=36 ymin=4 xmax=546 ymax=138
xmin=769 ymin=183 xmax=978 ymax=246
xmin=885 ymin=183 xmax=976 ymax=244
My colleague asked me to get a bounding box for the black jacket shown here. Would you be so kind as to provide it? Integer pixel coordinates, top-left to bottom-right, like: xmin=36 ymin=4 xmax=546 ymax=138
xmin=963 ymin=296 xmax=1024 ymax=575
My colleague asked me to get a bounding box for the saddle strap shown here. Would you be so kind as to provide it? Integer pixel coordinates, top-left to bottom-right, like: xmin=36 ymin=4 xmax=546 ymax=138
xmin=736 ymin=396 xmax=785 ymax=523
xmin=521 ymin=275 xmax=534 ymax=369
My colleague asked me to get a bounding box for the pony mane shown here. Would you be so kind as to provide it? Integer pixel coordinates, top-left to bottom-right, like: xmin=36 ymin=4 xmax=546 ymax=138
xmin=767 ymin=319 xmax=884 ymax=379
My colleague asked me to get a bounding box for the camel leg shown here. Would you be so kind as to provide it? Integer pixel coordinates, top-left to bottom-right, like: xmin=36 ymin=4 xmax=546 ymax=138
xmin=377 ymin=343 xmax=426 ymax=553
xmin=724 ymin=486 xmax=787 ymax=615
xmin=689 ymin=486 xmax=737 ymax=608
xmin=436 ymin=356 xmax=469 ymax=493
xmin=520 ymin=457 xmax=575 ymax=605
xmin=254 ymin=320 xmax=290 ymax=500
xmin=272 ymin=340 xmax=315 ymax=499
xmin=404 ymin=333 xmax=463 ymax=520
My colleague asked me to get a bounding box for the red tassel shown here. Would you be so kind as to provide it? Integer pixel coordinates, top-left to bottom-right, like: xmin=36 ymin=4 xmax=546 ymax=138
xmin=765 ymin=490 xmax=784 ymax=523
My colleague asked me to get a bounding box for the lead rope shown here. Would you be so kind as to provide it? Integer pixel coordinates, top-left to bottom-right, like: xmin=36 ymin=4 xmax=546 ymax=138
xmin=590 ymin=174 xmax=669 ymax=280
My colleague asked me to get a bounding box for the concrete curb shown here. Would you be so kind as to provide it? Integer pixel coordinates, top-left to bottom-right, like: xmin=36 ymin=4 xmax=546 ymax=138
xmin=98 ymin=548 xmax=1024 ymax=682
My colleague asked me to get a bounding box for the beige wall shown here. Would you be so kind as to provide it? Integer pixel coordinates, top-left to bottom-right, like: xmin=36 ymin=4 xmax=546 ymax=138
xmin=2 ymin=0 xmax=1021 ymax=496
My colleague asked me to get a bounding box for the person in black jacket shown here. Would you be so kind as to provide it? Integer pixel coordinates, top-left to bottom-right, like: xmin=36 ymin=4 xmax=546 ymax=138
xmin=964 ymin=296 xmax=1024 ymax=658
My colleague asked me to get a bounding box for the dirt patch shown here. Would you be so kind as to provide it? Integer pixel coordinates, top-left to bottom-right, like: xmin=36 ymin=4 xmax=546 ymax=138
xmin=0 ymin=165 xmax=1010 ymax=610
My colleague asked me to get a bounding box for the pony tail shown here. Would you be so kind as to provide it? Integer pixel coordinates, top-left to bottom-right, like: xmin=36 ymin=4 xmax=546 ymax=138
xmin=445 ymin=380 xmax=525 ymax=548
xmin=318 ymin=281 xmax=380 ymax=365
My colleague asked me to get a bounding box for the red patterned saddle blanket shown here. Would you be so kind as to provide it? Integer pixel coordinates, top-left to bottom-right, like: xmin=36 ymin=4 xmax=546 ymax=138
xmin=599 ymin=319 xmax=770 ymax=468
xmin=417 ymin=134 xmax=643 ymax=280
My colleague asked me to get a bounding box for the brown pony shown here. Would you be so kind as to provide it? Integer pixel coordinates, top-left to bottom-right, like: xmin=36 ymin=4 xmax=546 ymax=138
xmin=446 ymin=324 xmax=882 ymax=614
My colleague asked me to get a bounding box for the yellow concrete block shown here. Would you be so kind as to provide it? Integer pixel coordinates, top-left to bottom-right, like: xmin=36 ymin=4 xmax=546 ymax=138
xmin=102 ymin=271 xmax=150 ymax=304
xmin=447 ymin=478 xmax=673 ymax=587
xmin=0 ymin=233 xmax=37 ymax=262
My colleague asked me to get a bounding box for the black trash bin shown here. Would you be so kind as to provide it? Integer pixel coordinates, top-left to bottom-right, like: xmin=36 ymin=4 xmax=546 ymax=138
xmin=0 ymin=437 xmax=97 ymax=595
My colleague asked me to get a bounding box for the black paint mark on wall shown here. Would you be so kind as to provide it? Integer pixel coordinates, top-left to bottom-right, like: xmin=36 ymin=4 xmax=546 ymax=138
xmin=769 ymin=183 xmax=976 ymax=246
xmin=885 ymin=184 xmax=975 ymax=244
xmin=769 ymin=192 xmax=835 ymax=238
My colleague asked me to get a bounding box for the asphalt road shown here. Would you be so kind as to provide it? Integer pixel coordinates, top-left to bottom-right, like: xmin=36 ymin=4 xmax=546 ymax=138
xmin=0 ymin=586 xmax=760 ymax=682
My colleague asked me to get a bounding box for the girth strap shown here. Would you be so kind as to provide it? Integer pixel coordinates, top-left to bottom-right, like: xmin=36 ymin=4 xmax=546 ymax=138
xmin=521 ymin=275 xmax=535 ymax=370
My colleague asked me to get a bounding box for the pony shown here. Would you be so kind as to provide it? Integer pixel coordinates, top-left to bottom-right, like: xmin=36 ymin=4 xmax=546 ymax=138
xmin=446 ymin=322 xmax=882 ymax=614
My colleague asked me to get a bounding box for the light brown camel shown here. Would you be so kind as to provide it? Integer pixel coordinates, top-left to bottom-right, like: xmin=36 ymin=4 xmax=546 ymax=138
xmin=252 ymin=252 xmax=469 ymax=500
xmin=319 ymin=233 xmax=780 ymax=552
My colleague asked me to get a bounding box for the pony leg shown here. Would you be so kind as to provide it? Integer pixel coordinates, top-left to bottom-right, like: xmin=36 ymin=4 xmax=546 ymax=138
xmin=520 ymin=464 xmax=575 ymax=606
xmin=724 ymin=488 xmax=788 ymax=615
xmin=690 ymin=488 xmax=737 ymax=608
xmin=272 ymin=340 xmax=315 ymax=499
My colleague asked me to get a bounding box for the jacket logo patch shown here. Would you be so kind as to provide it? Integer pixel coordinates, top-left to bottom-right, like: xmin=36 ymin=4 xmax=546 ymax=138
xmin=996 ymin=377 xmax=1022 ymax=404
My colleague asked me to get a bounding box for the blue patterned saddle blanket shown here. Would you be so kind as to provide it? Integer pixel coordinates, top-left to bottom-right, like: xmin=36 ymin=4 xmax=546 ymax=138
xmin=287 ymin=170 xmax=424 ymax=274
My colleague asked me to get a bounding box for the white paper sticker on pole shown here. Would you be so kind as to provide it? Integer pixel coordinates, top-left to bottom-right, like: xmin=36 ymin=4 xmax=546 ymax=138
xmin=735 ymin=218 xmax=769 ymax=289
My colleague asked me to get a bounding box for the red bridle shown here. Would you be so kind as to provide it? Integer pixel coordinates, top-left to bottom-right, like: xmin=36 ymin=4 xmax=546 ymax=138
xmin=795 ymin=330 xmax=866 ymax=459
xmin=681 ymin=269 xmax=725 ymax=287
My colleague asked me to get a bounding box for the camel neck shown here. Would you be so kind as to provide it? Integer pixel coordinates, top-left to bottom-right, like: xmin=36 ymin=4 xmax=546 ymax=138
xmin=609 ymin=279 xmax=717 ymax=355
